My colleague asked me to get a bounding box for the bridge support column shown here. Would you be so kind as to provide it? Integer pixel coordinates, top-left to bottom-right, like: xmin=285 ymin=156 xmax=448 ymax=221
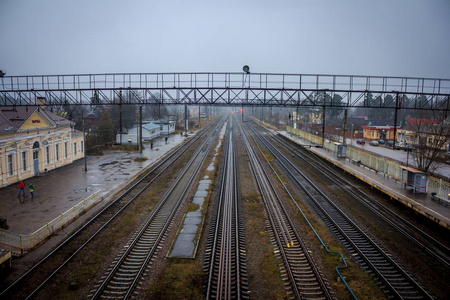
xmin=185 ymin=104 xmax=188 ymax=134
xmin=322 ymin=105 xmax=326 ymax=148
xmin=343 ymin=109 xmax=348 ymax=145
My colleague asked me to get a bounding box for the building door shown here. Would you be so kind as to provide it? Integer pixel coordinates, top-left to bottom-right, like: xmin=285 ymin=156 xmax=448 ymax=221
xmin=33 ymin=151 xmax=39 ymax=176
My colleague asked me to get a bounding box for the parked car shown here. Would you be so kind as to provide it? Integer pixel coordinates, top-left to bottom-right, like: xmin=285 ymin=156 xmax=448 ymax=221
xmin=369 ymin=140 xmax=379 ymax=146
xmin=395 ymin=142 xmax=406 ymax=150
xmin=385 ymin=141 xmax=394 ymax=147
xmin=377 ymin=139 xmax=385 ymax=145
xmin=356 ymin=139 xmax=365 ymax=145
xmin=403 ymin=144 xmax=416 ymax=152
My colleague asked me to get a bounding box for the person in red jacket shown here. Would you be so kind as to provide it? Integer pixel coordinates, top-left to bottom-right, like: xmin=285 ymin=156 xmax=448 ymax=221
xmin=18 ymin=181 xmax=26 ymax=203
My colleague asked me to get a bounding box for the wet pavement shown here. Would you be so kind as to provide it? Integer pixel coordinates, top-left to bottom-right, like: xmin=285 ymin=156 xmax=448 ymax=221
xmin=0 ymin=133 xmax=191 ymax=235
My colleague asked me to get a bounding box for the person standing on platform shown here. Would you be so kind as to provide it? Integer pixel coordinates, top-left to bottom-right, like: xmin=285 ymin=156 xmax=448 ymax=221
xmin=29 ymin=183 xmax=35 ymax=199
xmin=18 ymin=181 xmax=26 ymax=203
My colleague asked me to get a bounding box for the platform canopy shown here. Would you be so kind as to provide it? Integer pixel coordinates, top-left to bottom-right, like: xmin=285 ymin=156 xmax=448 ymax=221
xmin=401 ymin=166 xmax=428 ymax=193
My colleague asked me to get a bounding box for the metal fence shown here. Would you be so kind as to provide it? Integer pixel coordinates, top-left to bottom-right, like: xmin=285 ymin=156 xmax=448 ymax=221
xmin=0 ymin=189 xmax=103 ymax=251
xmin=286 ymin=127 xmax=450 ymax=201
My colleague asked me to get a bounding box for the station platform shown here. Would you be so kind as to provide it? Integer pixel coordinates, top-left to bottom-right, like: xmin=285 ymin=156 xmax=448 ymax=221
xmin=279 ymin=131 xmax=450 ymax=230
xmin=0 ymin=133 xmax=189 ymax=240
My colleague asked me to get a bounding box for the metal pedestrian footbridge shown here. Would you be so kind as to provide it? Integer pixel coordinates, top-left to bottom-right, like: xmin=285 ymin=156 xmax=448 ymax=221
xmin=1 ymin=72 xmax=449 ymax=110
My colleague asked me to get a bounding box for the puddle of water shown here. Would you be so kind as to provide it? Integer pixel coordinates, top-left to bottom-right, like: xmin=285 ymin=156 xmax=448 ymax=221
xmin=206 ymin=162 xmax=215 ymax=171
xmin=168 ymin=178 xmax=212 ymax=258
xmin=168 ymin=123 xmax=227 ymax=258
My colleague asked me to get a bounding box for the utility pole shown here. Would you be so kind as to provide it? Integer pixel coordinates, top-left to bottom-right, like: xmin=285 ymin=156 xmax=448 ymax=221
xmin=119 ymin=90 xmax=123 ymax=145
xmin=322 ymin=105 xmax=326 ymax=148
xmin=343 ymin=109 xmax=348 ymax=144
xmin=139 ymin=105 xmax=143 ymax=158
xmin=185 ymin=104 xmax=188 ymax=135
xmin=167 ymin=109 xmax=170 ymax=135
xmin=351 ymin=124 xmax=354 ymax=145
xmin=393 ymin=92 xmax=399 ymax=149
xmin=83 ymin=113 xmax=87 ymax=172
xmin=270 ymin=106 xmax=272 ymax=126
xmin=198 ymin=106 xmax=201 ymax=128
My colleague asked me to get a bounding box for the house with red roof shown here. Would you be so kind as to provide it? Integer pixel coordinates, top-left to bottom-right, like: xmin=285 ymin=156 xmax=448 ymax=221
xmin=361 ymin=120 xmax=398 ymax=141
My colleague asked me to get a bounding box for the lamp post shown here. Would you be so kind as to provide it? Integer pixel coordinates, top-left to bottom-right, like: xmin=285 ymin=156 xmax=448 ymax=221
xmin=406 ymin=148 xmax=410 ymax=167
xmin=83 ymin=114 xmax=87 ymax=172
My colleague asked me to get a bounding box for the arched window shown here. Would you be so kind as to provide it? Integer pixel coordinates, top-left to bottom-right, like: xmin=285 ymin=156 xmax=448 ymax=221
xmin=33 ymin=141 xmax=40 ymax=149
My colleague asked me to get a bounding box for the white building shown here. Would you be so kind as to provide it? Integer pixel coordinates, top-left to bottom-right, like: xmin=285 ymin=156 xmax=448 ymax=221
xmin=116 ymin=123 xmax=161 ymax=144
xmin=148 ymin=119 xmax=176 ymax=135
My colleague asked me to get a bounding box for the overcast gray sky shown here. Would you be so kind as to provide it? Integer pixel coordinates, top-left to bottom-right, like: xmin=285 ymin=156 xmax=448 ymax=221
xmin=1 ymin=0 xmax=449 ymax=78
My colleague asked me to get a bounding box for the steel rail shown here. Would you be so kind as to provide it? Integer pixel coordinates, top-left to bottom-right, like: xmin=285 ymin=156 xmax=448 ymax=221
xmin=0 ymin=120 xmax=216 ymax=300
xmin=91 ymin=117 xmax=226 ymax=299
xmin=237 ymin=118 xmax=333 ymax=299
xmin=205 ymin=118 xmax=248 ymax=299
xmin=240 ymin=122 xmax=293 ymax=247
xmin=248 ymin=121 xmax=434 ymax=299
xmin=273 ymin=130 xmax=450 ymax=270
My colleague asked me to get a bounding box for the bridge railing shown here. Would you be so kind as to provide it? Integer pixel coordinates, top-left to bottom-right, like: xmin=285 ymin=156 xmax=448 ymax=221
xmin=2 ymin=72 xmax=450 ymax=95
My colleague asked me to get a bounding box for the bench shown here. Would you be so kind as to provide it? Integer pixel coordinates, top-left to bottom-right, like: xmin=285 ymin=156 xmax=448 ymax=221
xmin=0 ymin=249 xmax=11 ymax=268
xmin=351 ymin=159 xmax=361 ymax=166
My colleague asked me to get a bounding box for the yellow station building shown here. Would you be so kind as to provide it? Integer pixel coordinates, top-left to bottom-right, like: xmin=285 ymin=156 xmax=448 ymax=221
xmin=0 ymin=105 xmax=84 ymax=187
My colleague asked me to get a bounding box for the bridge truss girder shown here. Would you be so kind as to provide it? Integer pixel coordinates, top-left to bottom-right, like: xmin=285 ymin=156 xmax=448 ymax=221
xmin=1 ymin=72 xmax=449 ymax=111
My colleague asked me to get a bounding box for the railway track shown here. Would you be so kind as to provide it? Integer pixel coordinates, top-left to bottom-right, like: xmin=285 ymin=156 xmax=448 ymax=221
xmin=247 ymin=121 xmax=435 ymax=299
xmin=89 ymin=118 xmax=226 ymax=299
xmin=264 ymin=125 xmax=450 ymax=271
xmin=0 ymin=120 xmax=219 ymax=300
xmin=238 ymin=118 xmax=333 ymax=300
xmin=204 ymin=117 xmax=249 ymax=299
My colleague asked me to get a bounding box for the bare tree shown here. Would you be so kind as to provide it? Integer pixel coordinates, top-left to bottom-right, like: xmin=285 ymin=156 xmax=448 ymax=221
xmin=407 ymin=106 xmax=449 ymax=172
